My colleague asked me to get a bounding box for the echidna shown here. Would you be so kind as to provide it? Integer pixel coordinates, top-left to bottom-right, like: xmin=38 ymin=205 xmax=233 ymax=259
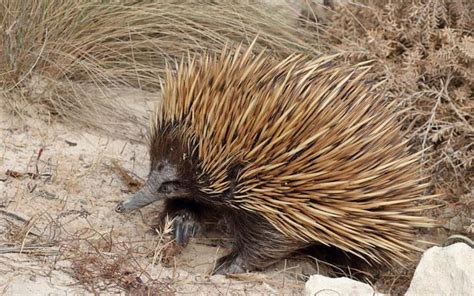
xmin=116 ymin=44 xmax=434 ymax=274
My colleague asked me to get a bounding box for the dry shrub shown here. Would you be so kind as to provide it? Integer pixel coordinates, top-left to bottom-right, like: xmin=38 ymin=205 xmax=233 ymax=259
xmin=69 ymin=250 xmax=175 ymax=295
xmin=48 ymin=211 xmax=176 ymax=295
xmin=302 ymin=0 xmax=473 ymax=293
xmin=57 ymin=227 xmax=175 ymax=295
xmin=0 ymin=0 xmax=320 ymax=134
xmin=308 ymin=0 xmax=473 ymax=197
xmin=0 ymin=206 xmax=176 ymax=294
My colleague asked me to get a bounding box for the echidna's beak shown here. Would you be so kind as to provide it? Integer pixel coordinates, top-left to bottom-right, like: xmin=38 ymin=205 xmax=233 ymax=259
xmin=116 ymin=162 xmax=179 ymax=213
xmin=115 ymin=185 xmax=157 ymax=213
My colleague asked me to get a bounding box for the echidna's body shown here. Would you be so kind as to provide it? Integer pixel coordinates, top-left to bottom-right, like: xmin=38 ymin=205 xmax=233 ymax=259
xmin=116 ymin=45 xmax=433 ymax=274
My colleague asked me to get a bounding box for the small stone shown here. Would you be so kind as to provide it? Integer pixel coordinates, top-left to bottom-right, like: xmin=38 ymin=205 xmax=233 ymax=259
xmin=405 ymin=242 xmax=474 ymax=296
xmin=304 ymin=274 xmax=385 ymax=296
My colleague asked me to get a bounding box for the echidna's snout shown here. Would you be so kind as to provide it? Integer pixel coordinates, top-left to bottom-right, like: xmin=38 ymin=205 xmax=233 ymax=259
xmin=116 ymin=161 xmax=186 ymax=214
xmin=115 ymin=185 xmax=156 ymax=213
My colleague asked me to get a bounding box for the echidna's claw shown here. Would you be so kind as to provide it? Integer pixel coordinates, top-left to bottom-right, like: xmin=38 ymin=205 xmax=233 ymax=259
xmin=172 ymin=210 xmax=200 ymax=246
xmin=212 ymin=252 xmax=246 ymax=275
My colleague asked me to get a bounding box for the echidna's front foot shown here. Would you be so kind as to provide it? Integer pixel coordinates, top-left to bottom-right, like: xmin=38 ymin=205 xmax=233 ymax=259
xmin=212 ymin=252 xmax=247 ymax=275
xmin=171 ymin=210 xmax=200 ymax=247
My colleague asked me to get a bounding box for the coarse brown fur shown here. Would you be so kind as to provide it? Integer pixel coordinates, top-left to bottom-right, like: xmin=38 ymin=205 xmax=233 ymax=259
xmin=117 ymin=42 xmax=435 ymax=274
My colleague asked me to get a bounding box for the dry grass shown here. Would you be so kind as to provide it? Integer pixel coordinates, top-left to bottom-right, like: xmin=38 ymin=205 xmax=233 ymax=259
xmin=60 ymin=229 xmax=175 ymax=295
xmin=0 ymin=205 xmax=177 ymax=294
xmin=0 ymin=0 xmax=320 ymax=135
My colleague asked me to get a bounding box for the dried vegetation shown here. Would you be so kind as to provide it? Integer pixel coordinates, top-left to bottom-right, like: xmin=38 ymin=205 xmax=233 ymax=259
xmin=0 ymin=0 xmax=320 ymax=133
xmin=315 ymin=0 xmax=473 ymax=199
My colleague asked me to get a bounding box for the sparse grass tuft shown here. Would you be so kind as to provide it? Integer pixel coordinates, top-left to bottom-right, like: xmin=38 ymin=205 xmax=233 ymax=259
xmin=0 ymin=0 xmax=320 ymax=134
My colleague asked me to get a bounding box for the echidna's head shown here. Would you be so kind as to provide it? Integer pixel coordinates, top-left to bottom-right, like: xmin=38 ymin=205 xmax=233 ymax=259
xmin=115 ymin=128 xmax=197 ymax=213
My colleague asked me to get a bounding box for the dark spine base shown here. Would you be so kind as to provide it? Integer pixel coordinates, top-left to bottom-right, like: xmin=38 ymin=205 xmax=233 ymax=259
xmin=153 ymin=198 xmax=384 ymax=279
xmin=299 ymin=245 xmax=382 ymax=282
xmin=155 ymin=197 xmax=307 ymax=274
xmin=213 ymin=209 xmax=307 ymax=274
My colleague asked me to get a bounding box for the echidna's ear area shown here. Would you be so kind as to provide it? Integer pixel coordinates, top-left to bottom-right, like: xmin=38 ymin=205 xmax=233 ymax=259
xmin=153 ymin=43 xmax=435 ymax=266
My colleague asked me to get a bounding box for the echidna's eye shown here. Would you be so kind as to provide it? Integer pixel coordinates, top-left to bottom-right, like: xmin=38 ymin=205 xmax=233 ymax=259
xmin=159 ymin=181 xmax=180 ymax=194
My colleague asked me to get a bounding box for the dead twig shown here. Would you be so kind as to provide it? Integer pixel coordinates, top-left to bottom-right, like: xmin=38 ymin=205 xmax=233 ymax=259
xmin=0 ymin=244 xmax=59 ymax=255
xmin=0 ymin=209 xmax=30 ymax=223
xmin=5 ymin=169 xmax=39 ymax=179
xmin=111 ymin=160 xmax=144 ymax=192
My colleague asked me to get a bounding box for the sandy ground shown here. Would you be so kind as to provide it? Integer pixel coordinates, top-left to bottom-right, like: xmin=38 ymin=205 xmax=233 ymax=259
xmin=0 ymin=89 xmax=311 ymax=295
